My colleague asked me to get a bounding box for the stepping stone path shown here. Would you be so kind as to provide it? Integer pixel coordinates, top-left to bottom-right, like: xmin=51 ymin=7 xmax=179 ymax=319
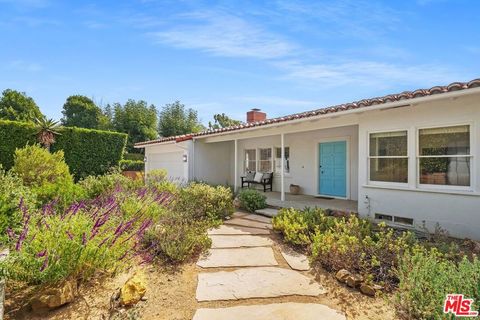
xmin=194 ymin=303 xmax=346 ymax=320
xmin=210 ymin=235 xmax=273 ymax=248
xmin=196 ymin=247 xmax=278 ymax=268
xmin=194 ymin=212 xmax=346 ymax=319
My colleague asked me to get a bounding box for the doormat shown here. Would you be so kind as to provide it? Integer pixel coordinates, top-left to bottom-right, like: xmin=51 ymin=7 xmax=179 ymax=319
xmin=314 ymin=196 xmax=334 ymax=200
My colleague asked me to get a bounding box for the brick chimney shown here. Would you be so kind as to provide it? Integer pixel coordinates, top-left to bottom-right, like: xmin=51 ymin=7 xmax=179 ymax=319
xmin=246 ymin=108 xmax=266 ymax=123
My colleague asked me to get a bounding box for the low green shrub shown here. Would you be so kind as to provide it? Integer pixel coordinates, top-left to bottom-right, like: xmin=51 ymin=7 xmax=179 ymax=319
xmin=79 ymin=170 xmax=142 ymax=199
xmin=272 ymin=207 xmax=336 ymax=245
xmin=123 ymin=153 xmax=144 ymax=161
xmin=143 ymin=214 xmax=211 ymax=263
xmin=12 ymin=145 xmax=80 ymax=207
xmin=0 ymin=196 xmax=155 ymax=286
xmin=119 ymin=159 xmax=144 ymax=171
xmin=311 ymin=217 xmax=415 ymax=290
xmin=0 ymin=168 xmax=37 ymax=243
xmin=146 ymin=169 xmax=167 ymax=185
xmin=395 ymin=246 xmax=480 ymax=319
xmin=175 ymin=182 xmax=234 ymax=221
xmin=237 ymin=188 xmax=267 ymax=212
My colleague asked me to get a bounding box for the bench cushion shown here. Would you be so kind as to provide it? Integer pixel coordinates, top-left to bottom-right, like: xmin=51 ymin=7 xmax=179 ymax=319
xmin=254 ymin=172 xmax=263 ymax=183
xmin=245 ymin=171 xmax=255 ymax=181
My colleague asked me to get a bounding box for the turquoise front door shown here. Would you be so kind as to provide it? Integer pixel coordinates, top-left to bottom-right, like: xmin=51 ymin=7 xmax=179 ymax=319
xmin=319 ymin=141 xmax=347 ymax=197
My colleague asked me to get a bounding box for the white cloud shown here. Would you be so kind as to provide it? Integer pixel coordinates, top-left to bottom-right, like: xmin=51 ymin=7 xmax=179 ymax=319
xmin=7 ymin=60 xmax=43 ymax=72
xmin=149 ymin=11 xmax=295 ymax=59
xmin=274 ymin=60 xmax=462 ymax=88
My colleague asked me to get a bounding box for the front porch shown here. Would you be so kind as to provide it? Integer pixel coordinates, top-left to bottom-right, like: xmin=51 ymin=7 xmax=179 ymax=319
xmin=263 ymin=191 xmax=358 ymax=213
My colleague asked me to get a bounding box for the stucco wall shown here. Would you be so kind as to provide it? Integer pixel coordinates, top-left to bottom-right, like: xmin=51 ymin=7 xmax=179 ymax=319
xmin=357 ymin=93 xmax=480 ymax=240
xmin=193 ymin=140 xmax=234 ymax=186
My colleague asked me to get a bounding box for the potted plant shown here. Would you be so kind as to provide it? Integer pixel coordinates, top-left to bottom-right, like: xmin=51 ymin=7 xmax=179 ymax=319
xmin=289 ymin=184 xmax=300 ymax=195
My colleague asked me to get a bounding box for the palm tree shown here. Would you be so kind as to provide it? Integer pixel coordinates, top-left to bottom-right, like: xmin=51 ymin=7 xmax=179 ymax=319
xmin=34 ymin=117 xmax=61 ymax=151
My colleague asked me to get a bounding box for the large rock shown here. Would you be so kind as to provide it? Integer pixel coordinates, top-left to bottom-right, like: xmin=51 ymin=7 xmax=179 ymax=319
xmin=196 ymin=267 xmax=325 ymax=301
xmin=208 ymin=225 xmax=270 ymax=235
xmin=193 ymin=303 xmax=346 ymax=320
xmin=30 ymin=279 xmax=77 ymax=312
xmin=120 ymin=271 xmax=147 ymax=306
xmin=197 ymin=247 xmax=278 ymax=268
xmin=210 ymin=235 xmax=273 ymax=248
xmin=280 ymin=248 xmax=310 ymax=271
xmin=360 ymin=283 xmax=383 ymax=297
xmin=346 ymin=274 xmax=363 ymax=288
xmin=335 ymin=269 xmax=351 ymax=283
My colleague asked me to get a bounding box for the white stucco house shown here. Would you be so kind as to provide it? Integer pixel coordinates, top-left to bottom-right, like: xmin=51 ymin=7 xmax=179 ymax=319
xmin=136 ymin=79 xmax=480 ymax=240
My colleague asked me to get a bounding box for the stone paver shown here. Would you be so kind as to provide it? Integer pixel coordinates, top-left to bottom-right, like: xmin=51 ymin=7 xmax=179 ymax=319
xmin=224 ymin=218 xmax=272 ymax=230
xmin=196 ymin=267 xmax=325 ymax=301
xmin=193 ymin=303 xmax=346 ymax=320
xmin=210 ymin=235 xmax=273 ymax=248
xmin=255 ymin=208 xmax=279 ymax=217
xmin=231 ymin=212 xmax=249 ymax=218
xmin=241 ymin=214 xmax=272 ymax=224
xmin=208 ymin=225 xmax=270 ymax=235
xmin=280 ymin=248 xmax=310 ymax=271
xmin=197 ymin=247 xmax=278 ymax=268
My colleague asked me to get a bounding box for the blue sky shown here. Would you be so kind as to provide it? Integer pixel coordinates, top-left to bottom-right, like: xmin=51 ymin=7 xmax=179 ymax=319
xmin=0 ymin=0 xmax=479 ymax=124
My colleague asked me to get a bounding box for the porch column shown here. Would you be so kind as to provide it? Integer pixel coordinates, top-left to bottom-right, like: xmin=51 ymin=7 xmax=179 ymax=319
xmin=234 ymin=139 xmax=238 ymax=192
xmin=280 ymin=133 xmax=285 ymax=201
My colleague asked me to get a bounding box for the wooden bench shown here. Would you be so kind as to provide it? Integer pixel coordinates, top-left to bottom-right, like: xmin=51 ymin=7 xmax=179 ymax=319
xmin=241 ymin=172 xmax=273 ymax=192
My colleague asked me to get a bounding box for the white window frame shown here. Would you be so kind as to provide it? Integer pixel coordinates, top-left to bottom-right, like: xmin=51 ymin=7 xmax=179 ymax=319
xmin=416 ymin=123 xmax=474 ymax=192
xmin=244 ymin=149 xmax=257 ymax=173
xmin=258 ymin=147 xmax=273 ymax=173
xmin=367 ymin=129 xmax=409 ymax=187
xmin=274 ymin=146 xmax=291 ymax=176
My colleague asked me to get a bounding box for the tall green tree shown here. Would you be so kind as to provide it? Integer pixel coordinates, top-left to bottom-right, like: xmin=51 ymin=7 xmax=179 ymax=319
xmin=208 ymin=113 xmax=241 ymax=129
xmin=158 ymin=101 xmax=204 ymax=137
xmin=113 ymin=99 xmax=158 ymax=152
xmin=61 ymin=95 xmax=103 ymax=129
xmin=0 ymin=89 xmax=43 ymax=122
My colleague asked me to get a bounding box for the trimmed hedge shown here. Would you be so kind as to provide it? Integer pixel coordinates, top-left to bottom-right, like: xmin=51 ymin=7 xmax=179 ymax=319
xmin=0 ymin=120 xmax=127 ymax=178
xmin=119 ymin=159 xmax=144 ymax=171
xmin=0 ymin=120 xmax=36 ymax=169
xmin=124 ymin=153 xmax=144 ymax=161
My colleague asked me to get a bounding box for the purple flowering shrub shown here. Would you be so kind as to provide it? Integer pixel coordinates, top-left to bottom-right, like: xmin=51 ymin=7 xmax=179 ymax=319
xmin=0 ymin=187 xmax=173 ymax=286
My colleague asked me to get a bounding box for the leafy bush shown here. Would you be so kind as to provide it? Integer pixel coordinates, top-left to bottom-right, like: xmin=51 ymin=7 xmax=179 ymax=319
xmin=143 ymin=214 xmax=211 ymax=263
xmin=123 ymin=153 xmax=144 ymax=161
xmin=0 ymin=187 xmax=171 ymax=286
xmin=0 ymin=168 xmax=37 ymax=242
xmin=52 ymin=126 xmax=127 ymax=179
xmin=0 ymin=120 xmax=127 ymax=178
xmin=146 ymin=169 xmax=167 ymax=185
xmin=273 ymin=207 xmax=335 ymax=245
xmin=119 ymin=159 xmax=144 ymax=171
xmin=237 ymin=188 xmax=267 ymax=212
xmin=79 ymin=170 xmax=142 ymax=199
xmin=395 ymin=246 xmax=480 ymax=319
xmin=12 ymin=145 xmax=81 ymax=207
xmin=311 ymin=217 xmax=415 ymax=290
xmin=175 ymin=182 xmax=234 ymax=221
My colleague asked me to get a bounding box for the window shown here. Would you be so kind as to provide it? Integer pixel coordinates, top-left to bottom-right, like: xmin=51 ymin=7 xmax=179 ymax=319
xmin=369 ymin=131 xmax=408 ymax=183
xmin=275 ymin=147 xmax=290 ymax=174
xmin=258 ymin=148 xmax=272 ymax=172
xmin=245 ymin=149 xmax=256 ymax=172
xmin=418 ymin=125 xmax=471 ymax=186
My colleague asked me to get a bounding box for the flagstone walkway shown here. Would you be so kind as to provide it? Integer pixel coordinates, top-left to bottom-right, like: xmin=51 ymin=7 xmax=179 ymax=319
xmin=192 ymin=212 xmax=347 ymax=320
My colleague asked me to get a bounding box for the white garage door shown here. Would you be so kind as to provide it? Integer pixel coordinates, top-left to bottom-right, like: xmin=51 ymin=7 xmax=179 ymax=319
xmin=148 ymin=152 xmax=185 ymax=180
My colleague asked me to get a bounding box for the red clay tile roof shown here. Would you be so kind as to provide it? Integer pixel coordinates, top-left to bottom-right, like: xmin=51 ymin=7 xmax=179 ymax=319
xmin=135 ymin=78 xmax=480 ymax=147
